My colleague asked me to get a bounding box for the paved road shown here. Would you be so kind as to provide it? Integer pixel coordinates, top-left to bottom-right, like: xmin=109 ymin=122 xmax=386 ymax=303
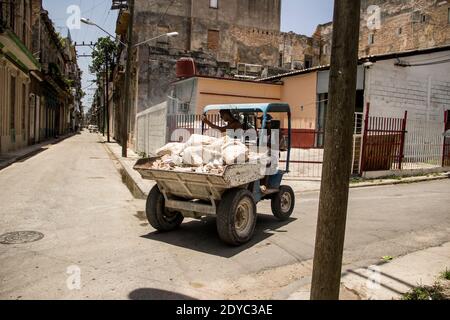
xmin=0 ymin=132 xmax=449 ymax=299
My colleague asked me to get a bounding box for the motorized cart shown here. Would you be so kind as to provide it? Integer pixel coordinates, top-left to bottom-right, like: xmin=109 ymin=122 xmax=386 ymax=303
xmin=134 ymin=103 xmax=296 ymax=246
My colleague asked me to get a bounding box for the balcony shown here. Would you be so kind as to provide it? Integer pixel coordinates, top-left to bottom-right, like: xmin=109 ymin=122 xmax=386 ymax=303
xmin=0 ymin=1 xmax=15 ymax=33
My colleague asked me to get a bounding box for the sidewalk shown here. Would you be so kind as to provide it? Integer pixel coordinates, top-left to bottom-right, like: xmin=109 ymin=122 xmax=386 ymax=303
xmin=287 ymin=243 xmax=450 ymax=300
xmin=101 ymin=137 xmax=449 ymax=199
xmin=101 ymin=137 xmax=155 ymax=199
xmin=0 ymin=133 xmax=76 ymax=170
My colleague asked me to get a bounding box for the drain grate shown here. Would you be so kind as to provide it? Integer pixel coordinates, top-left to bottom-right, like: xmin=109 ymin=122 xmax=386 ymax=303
xmin=0 ymin=231 xmax=44 ymax=245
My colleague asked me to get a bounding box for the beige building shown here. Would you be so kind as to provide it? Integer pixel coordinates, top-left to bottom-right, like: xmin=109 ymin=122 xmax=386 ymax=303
xmin=0 ymin=0 xmax=40 ymax=154
xmin=1 ymin=0 xmax=82 ymax=155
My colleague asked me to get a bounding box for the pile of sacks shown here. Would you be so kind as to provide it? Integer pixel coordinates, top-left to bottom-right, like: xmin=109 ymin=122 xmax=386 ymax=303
xmin=151 ymin=134 xmax=250 ymax=175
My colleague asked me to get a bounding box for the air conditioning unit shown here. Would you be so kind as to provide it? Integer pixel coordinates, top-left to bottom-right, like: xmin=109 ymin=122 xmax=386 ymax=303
xmin=292 ymin=61 xmax=304 ymax=70
xmin=178 ymin=102 xmax=190 ymax=113
xmin=237 ymin=63 xmax=263 ymax=78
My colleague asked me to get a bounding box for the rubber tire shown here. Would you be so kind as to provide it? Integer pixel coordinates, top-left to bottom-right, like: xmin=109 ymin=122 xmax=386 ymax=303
xmin=271 ymin=185 xmax=295 ymax=221
xmin=146 ymin=185 xmax=184 ymax=232
xmin=216 ymin=189 xmax=257 ymax=246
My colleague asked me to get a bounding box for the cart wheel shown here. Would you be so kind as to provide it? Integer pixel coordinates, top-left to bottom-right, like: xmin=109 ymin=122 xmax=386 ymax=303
xmin=271 ymin=186 xmax=295 ymax=221
xmin=146 ymin=185 xmax=184 ymax=232
xmin=217 ymin=189 xmax=257 ymax=246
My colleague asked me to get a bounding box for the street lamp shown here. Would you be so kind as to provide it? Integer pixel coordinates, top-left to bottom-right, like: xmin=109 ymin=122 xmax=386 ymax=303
xmin=132 ymin=32 xmax=179 ymax=47
xmin=80 ymin=18 xmax=178 ymax=48
xmin=80 ymin=18 xmax=127 ymax=46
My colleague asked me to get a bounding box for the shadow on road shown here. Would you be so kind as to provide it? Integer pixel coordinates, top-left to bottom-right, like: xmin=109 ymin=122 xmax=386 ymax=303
xmin=141 ymin=214 xmax=297 ymax=258
xmin=129 ymin=288 xmax=197 ymax=300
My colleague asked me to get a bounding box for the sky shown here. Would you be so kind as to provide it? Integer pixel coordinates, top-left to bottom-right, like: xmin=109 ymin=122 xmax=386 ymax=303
xmin=42 ymin=0 xmax=335 ymax=110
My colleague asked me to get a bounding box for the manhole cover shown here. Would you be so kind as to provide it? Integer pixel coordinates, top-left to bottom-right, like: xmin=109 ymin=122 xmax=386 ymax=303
xmin=0 ymin=231 xmax=44 ymax=245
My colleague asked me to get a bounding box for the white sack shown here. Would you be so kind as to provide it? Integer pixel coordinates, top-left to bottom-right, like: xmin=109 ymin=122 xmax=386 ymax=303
xmin=222 ymin=144 xmax=248 ymax=165
xmin=182 ymin=146 xmax=204 ymax=166
xmin=156 ymin=143 xmax=185 ymax=157
xmin=185 ymin=134 xmax=217 ymax=148
xmin=182 ymin=146 xmax=223 ymax=166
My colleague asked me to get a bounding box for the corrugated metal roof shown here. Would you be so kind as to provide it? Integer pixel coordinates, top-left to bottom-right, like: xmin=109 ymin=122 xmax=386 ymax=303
xmin=259 ymin=44 xmax=450 ymax=82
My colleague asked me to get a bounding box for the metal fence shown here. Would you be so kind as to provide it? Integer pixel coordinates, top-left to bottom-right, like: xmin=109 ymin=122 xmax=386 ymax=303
xmin=443 ymin=111 xmax=450 ymax=167
xmin=403 ymin=118 xmax=445 ymax=170
xmin=360 ymin=109 xmax=407 ymax=173
xmin=144 ymin=109 xmax=449 ymax=179
xmin=167 ymin=114 xmax=224 ymax=143
xmin=360 ymin=106 xmax=449 ymax=174
xmin=164 ymin=113 xmax=365 ymax=179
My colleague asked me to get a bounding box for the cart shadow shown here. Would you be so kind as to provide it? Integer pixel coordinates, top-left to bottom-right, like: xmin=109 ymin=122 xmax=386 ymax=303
xmin=141 ymin=214 xmax=297 ymax=258
xmin=129 ymin=288 xmax=197 ymax=300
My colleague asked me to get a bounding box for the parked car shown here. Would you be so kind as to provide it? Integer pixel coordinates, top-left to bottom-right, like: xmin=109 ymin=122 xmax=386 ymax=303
xmin=88 ymin=125 xmax=99 ymax=133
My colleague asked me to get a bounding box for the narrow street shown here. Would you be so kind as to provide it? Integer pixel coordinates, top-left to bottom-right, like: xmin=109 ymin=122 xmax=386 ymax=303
xmin=0 ymin=132 xmax=449 ymax=300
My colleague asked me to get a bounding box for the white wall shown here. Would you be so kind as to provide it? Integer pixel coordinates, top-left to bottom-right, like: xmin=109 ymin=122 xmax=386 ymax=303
xmin=135 ymin=102 xmax=168 ymax=156
xmin=365 ymin=51 xmax=450 ymax=121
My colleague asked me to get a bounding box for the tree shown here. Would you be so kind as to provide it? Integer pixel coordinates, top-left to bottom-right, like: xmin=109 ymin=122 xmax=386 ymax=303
xmin=310 ymin=0 xmax=361 ymax=300
xmin=90 ymin=37 xmax=118 ymax=142
xmin=90 ymin=37 xmax=118 ymax=75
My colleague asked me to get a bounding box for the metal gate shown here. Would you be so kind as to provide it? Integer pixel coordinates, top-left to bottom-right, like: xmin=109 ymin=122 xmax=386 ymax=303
xmin=360 ymin=104 xmax=408 ymax=173
xmin=443 ymin=111 xmax=450 ymax=167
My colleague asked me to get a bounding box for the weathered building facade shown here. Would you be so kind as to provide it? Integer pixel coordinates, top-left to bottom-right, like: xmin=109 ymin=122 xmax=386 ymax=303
xmin=113 ymin=0 xmax=450 ymax=151
xmin=0 ymin=0 xmax=39 ymax=153
xmin=318 ymin=0 xmax=450 ymax=65
xmin=0 ymin=0 xmax=82 ymax=155
xmin=113 ymin=0 xmax=319 ymax=148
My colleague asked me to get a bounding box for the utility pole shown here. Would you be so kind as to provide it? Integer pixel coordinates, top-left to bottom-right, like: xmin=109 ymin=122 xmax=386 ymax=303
xmin=105 ymin=55 xmax=110 ymax=142
xmin=310 ymin=0 xmax=361 ymax=300
xmin=102 ymin=75 xmax=105 ymax=137
xmin=122 ymin=0 xmax=135 ymax=157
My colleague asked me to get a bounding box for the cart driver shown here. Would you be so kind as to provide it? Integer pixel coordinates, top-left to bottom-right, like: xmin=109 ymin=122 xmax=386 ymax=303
xmin=259 ymin=114 xmax=279 ymax=193
xmin=202 ymin=110 xmax=243 ymax=133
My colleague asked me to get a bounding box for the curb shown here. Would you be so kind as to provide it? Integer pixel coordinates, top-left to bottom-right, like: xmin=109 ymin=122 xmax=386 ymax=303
xmin=349 ymin=175 xmax=449 ymax=189
xmin=295 ymin=175 xmax=449 ymax=195
xmin=100 ymin=138 xmax=148 ymax=200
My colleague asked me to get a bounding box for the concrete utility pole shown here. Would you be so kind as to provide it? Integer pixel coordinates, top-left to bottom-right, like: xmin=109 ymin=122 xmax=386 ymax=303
xmin=102 ymin=72 xmax=106 ymax=137
xmin=106 ymin=55 xmax=110 ymax=143
xmin=122 ymin=0 xmax=135 ymax=157
xmin=310 ymin=0 xmax=361 ymax=300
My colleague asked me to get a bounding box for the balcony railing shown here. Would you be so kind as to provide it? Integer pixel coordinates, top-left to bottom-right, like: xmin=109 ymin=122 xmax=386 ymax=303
xmin=0 ymin=1 xmax=15 ymax=32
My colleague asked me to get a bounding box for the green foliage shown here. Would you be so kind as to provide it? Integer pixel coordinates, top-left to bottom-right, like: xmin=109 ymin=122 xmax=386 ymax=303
xmin=402 ymin=283 xmax=446 ymax=300
xmin=441 ymin=268 xmax=450 ymax=281
xmin=89 ymin=37 xmax=118 ymax=75
xmin=56 ymin=32 xmax=66 ymax=48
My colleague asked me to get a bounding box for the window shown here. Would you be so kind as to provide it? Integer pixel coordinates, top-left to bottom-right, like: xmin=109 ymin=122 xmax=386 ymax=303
xmin=210 ymin=0 xmax=218 ymax=9
xmin=207 ymin=30 xmax=219 ymax=50
xmin=448 ymin=8 xmax=450 ymax=24
xmin=304 ymin=55 xmax=313 ymax=69
xmin=316 ymin=93 xmax=328 ymax=148
xmin=396 ymin=27 xmax=403 ymax=36
xmin=10 ymin=76 xmax=16 ymax=131
xmin=368 ymin=33 xmax=375 ymax=45
xmin=421 ymin=14 xmax=427 ymax=23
